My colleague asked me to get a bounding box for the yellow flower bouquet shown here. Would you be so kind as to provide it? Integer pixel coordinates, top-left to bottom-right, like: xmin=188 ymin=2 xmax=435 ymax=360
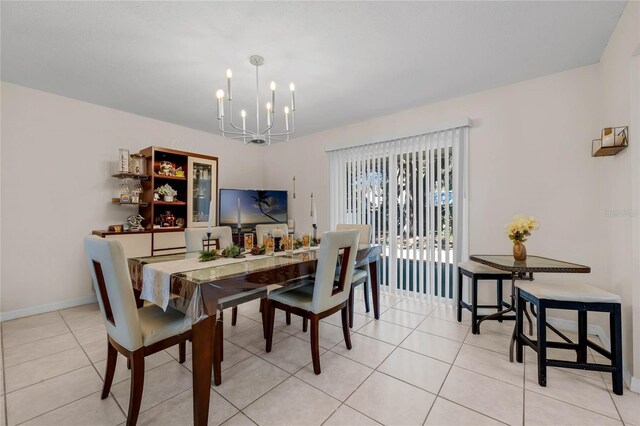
xmin=505 ymin=215 xmax=539 ymax=261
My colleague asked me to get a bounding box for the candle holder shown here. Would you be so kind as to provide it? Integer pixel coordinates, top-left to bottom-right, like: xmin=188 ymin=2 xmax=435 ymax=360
xmin=202 ymin=233 xmax=220 ymax=252
xmin=312 ymin=224 xmax=317 ymax=241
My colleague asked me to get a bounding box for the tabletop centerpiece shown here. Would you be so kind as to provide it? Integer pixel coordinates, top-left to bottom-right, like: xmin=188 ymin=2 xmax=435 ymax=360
xmin=505 ymin=215 xmax=539 ymax=261
xmin=155 ymin=184 xmax=178 ymax=202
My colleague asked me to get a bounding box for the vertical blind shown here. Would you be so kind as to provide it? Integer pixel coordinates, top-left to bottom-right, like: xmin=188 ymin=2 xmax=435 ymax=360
xmin=327 ymin=126 xmax=469 ymax=304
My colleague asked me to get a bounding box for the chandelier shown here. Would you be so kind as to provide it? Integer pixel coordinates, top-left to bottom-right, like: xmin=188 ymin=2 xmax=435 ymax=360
xmin=215 ymin=55 xmax=295 ymax=146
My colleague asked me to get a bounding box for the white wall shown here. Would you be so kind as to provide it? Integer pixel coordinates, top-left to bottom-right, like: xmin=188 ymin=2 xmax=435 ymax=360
xmin=597 ymin=1 xmax=640 ymax=382
xmin=0 ymin=82 xmax=265 ymax=316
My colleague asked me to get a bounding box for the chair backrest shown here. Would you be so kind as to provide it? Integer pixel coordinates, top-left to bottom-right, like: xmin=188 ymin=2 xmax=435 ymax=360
xmin=336 ymin=223 xmax=371 ymax=245
xmin=185 ymin=226 xmax=233 ymax=252
xmin=255 ymin=223 xmax=289 ymax=246
xmin=311 ymin=230 xmax=360 ymax=313
xmin=84 ymin=236 xmax=143 ymax=351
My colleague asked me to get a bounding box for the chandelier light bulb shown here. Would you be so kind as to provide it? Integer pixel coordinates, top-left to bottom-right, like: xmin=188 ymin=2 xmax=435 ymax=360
xmin=284 ymin=106 xmax=290 ymax=114
xmin=266 ymin=102 xmax=272 ymax=111
xmin=216 ymin=89 xmax=225 ymax=99
xmin=270 ymin=81 xmax=276 ymax=91
xmin=241 ymin=109 xmax=246 ymax=118
xmin=226 ymin=69 xmax=232 ymax=78
xmin=289 ymin=83 xmax=295 ymax=91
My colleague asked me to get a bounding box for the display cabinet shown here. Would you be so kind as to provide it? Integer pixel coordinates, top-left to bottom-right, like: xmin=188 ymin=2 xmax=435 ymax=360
xmin=187 ymin=156 xmax=218 ymax=228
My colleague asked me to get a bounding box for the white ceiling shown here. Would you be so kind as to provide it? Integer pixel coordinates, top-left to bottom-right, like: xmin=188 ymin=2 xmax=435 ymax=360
xmin=0 ymin=1 xmax=626 ymax=138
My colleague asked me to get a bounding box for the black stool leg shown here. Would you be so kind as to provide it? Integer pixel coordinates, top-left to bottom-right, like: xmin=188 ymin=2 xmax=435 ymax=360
xmin=457 ymin=270 xmax=463 ymax=322
xmin=496 ymin=279 xmax=503 ymax=322
xmin=471 ymin=277 xmax=479 ymax=334
xmin=577 ymin=310 xmax=588 ymax=363
xmin=515 ymin=289 xmax=524 ymax=363
xmin=611 ymin=304 xmax=623 ymax=395
xmin=536 ymin=302 xmax=547 ymax=387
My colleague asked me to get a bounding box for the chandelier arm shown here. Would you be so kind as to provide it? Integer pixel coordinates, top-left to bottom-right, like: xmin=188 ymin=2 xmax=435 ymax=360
xmin=227 ymin=101 xmax=248 ymax=133
xmin=219 ymin=126 xmax=251 ymax=137
xmin=265 ymin=131 xmax=293 ymax=137
xmin=260 ymin=112 xmax=276 ymax=135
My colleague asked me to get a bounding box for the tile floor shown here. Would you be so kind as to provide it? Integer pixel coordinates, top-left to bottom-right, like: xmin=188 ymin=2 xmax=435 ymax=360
xmin=1 ymin=290 xmax=639 ymax=426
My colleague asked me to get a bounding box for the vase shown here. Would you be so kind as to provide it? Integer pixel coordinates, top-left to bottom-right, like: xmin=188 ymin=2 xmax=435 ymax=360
xmin=513 ymin=241 xmax=527 ymax=261
xmin=163 ymin=195 xmax=174 ymax=202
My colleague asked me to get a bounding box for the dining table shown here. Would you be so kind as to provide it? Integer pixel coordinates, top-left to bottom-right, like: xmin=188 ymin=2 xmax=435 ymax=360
xmin=469 ymin=255 xmax=591 ymax=361
xmin=128 ymin=244 xmax=382 ymax=426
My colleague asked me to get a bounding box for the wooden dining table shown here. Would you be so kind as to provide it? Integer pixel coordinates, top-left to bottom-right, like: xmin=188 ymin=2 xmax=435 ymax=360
xmin=128 ymin=244 xmax=382 ymax=426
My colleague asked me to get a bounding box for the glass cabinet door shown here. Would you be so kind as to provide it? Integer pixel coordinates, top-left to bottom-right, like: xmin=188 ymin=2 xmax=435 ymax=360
xmin=187 ymin=157 xmax=218 ymax=228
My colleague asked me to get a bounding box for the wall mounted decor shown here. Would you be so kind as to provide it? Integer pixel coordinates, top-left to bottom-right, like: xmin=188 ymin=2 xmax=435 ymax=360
xmin=592 ymin=126 xmax=628 ymax=157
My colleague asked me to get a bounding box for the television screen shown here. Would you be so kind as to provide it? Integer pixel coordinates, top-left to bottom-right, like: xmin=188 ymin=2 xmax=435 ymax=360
xmin=219 ymin=189 xmax=288 ymax=229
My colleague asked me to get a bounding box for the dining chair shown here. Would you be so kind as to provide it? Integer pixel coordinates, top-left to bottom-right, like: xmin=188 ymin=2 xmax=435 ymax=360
xmin=265 ymin=230 xmax=359 ymax=374
xmin=336 ymin=223 xmax=372 ymax=327
xmin=184 ymin=226 xmax=244 ymax=325
xmin=84 ymin=236 xmax=191 ymax=426
xmin=255 ymin=223 xmax=289 ymax=246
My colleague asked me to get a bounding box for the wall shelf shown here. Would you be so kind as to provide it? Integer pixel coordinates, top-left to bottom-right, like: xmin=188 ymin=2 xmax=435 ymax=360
xmin=112 ymin=172 xmax=150 ymax=180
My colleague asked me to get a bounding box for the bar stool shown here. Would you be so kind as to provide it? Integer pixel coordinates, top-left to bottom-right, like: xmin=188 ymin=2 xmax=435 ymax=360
xmin=457 ymin=261 xmax=513 ymax=334
xmin=515 ymin=281 xmax=623 ymax=395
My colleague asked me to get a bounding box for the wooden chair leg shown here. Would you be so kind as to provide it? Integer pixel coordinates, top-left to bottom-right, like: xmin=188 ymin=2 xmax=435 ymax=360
xmin=362 ymin=282 xmax=370 ymax=313
xmin=231 ymin=307 xmax=238 ymax=326
xmin=341 ymin=305 xmax=352 ymax=350
xmin=265 ymin=302 xmax=276 ymax=353
xmin=310 ymin=314 xmax=321 ymax=374
xmin=178 ymin=341 xmax=186 ymax=364
xmin=126 ymin=349 xmax=145 ymax=426
xmin=457 ymin=270 xmax=463 ymax=322
xmin=213 ymin=318 xmax=223 ymax=386
xmin=348 ymin=287 xmax=355 ymax=328
xmin=101 ymin=340 xmax=118 ymax=399
xmin=127 ymin=358 xmax=131 ymax=370
xmin=286 ymin=312 xmax=291 ymax=325
xmin=260 ymin=298 xmax=269 ymax=338
xmin=536 ymin=303 xmax=547 ymax=387
xmin=303 ymin=317 xmax=308 ymax=332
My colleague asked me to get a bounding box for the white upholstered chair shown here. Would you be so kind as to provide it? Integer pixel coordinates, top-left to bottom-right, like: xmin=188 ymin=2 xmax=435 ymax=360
xmin=184 ymin=226 xmax=233 ymax=252
xmin=265 ymin=230 xmax=359 ymax=374
xmin=336 ymin=223 xmax=372 ymax=327
xmin=84 ymin=236 xmax=191 ymax=426
xmin=255 ymin=223 xmax=289 ymax=246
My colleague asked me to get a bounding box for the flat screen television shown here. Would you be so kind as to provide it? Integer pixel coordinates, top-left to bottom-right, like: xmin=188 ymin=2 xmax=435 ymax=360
xmin=219 ymin=189 xmax=288 ymax=230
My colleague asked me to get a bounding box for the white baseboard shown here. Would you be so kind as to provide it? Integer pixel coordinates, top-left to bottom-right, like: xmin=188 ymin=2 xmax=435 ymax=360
xmin=547 ymin=316 xmax=640 ymax=393
xmin=0 ymin=295 xmax=97 ymax=322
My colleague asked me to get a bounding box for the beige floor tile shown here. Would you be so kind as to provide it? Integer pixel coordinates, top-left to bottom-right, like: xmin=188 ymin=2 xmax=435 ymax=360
xmin=82 ymin=338 xmax=110 ymax=364
xmin=416 ymin=317 xmax=470 ymax=342
xmin=524 ymin=363 xmax=619 ymax=419
xmin=464 ymin=330 xmax=512 ymax=355
xmin=424 ymin=397 xmax=503 ymax=426
xmin=243 ymin=309 xmax=299 ymax=334
xmin=222 ymin=316 xmax=261 ymax=338
xmin=257 ymin=335 xmax=326 ymax=374
xmin=379 ymin=308 xmax=426 ymax=328
xmin=3 ymin=333 xmax=79 ymax=369
xmin=379 ymin=293 xmax=403 ymax=308
xmin=21 ymin=391 xmax=125 ymax=426
xmin=400 ymin=330 xmax=461 ymax=363
xmin=323 ymin=405 xmax=381 ymax=426
xmin=166 ymin=341 xmax=192 ymax=360
xmin=2 ymin=312 xmax=70 ymax=349
xmin=393 ymin=298 xmax=437 ymax=316
xmin=610 ymin=389 xmax=640 ymax=426
xmin=455 ymin=344 xmax=524 ymax=387
xmin=440 ymin=366 xmax=523 ymax=426
xmin=346 ymin=371 xmax=435 ymax=426
xmin=428 ymin=305 xmax=470 ymax=323
xmin=72 ymin=323 xmax=107 ymax=346
xmin=524 ymin=346 xmax=603 ymax=382
xmin=353 ymin=301 xmax=389 ymax=317
xmin=331 ymin=334 xmax=395 ymax=369
xmin=0 ymin=371 xmax=4 ymax=396
xmin=94 ymin=350 xmax=174 ymax=384
xmin=59 ymin=303 xmax=104 ymax=331
xmin=294 ymin=321 xmax=350 ymax=350
xmin=226 ymin=325 xmax=289 ymax=354
xmin=215 ymin=355 xmax=289 ymax=409
xmin=244 ymin=376 xmax=340 ymax=426
xmin=525 ymin=390 xmax=621 ymax=425
xmin=136 ymin=388 xmax=238 ymax=426
xmin=1 ymin=396 xmax=5 ymax=426
xmin=111 ymin=361 xmax=193 ymax=413
xmin=295 ymin=351 xmax=373 ymax=401
xmin=356 ymin=320 xmax=413 ymax=345
xmin=4 ymin=347 xmax=90 ymax=393
xmin=322 ymin=311 xmax=373 ymax=332
xmin=234 ymin=299 xmax=262 ymax=316
xmin=479 ymin=319 xmax=518 ymax=336
xmin=5 ymin=366 xmax=103 ymax=426
xmin=220 ymin=413 xmax=256 ymax=426
xmin=378 ymin=348 xmax=450 ymax=394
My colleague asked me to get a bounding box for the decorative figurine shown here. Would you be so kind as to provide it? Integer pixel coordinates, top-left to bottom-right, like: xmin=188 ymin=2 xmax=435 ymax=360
xmin=126 ymin=214 xmax=145 ymax=231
